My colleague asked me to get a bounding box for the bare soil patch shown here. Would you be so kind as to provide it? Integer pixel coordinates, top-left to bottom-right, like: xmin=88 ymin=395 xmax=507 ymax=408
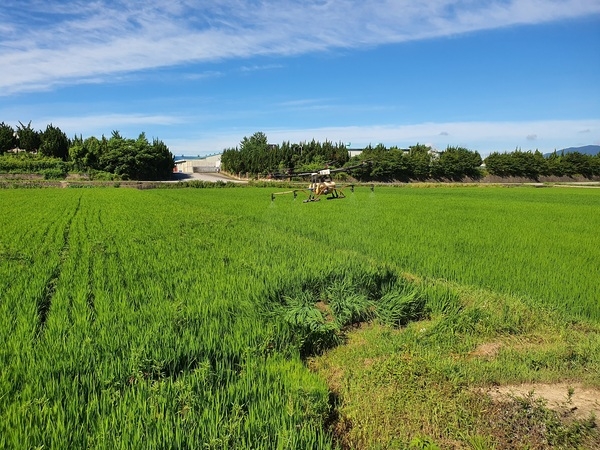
xmin=486 ymin=383 xmax=600 ymax=421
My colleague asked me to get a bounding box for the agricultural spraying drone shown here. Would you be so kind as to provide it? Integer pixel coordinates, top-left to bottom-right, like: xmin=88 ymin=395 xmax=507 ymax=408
xmin=270 ymin=161 xmax=373 ymax=202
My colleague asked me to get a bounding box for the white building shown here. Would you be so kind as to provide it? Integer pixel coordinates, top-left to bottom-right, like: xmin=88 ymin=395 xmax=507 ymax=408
xmin=174 ymin=154 xmax=221 ymax=174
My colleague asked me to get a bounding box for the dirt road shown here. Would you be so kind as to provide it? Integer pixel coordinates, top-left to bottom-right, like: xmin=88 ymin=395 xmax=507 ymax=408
xmin=169 ymin=172 xmax=246 ymax=183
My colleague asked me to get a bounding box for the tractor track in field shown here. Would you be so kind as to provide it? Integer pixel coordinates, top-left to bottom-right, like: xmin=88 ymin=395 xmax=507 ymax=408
xmin=35 ymin=195 xmax=82 ymax=338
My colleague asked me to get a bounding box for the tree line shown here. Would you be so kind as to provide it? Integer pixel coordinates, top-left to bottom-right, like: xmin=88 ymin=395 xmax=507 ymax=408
xmin=484 ymin=149 xmax=600 ymax=178
xmin=0 ymin=121 xmax=174 ymax=180
xmin=221 ymin=132 xmax=483 ymax=181
xmin=3 ymin=123 xmax=598 ymax=182
xmin=348 ymin=143 xmax=483 ymax=181
xmin=221 ymin=132 xmax=350 ymax=176
xmin=222 ymin=132 xmax=600 ymax=181
xmin=352 ymin=145 xmax=600 ymax=180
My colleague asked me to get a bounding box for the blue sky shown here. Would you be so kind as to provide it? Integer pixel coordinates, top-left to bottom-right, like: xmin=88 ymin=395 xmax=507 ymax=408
xmin=1 ymin=1 xmax=599 ymax=157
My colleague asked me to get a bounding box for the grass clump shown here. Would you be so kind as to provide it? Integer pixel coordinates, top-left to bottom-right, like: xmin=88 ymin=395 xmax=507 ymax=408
xmin=325 ymin=279 xmax=373 ymax=326
xmin=273 ymin=272 xmax=434 ymax=359
xmin=375 ymin=281 xmax=428 ymax=327
xmin=281 ymin=291 xmax=341 ymax=357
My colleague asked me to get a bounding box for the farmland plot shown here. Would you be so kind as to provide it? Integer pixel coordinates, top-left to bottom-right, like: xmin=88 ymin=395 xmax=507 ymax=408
xmin=0 ymin=186 xmax=598 ymax=449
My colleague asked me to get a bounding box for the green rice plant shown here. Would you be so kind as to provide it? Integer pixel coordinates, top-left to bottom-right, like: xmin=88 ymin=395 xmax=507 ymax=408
xmin=281 ymin=292 xmax=341 ymax=357
xmin=323 ymin=278 xmax=374 ymax=326
xmin=421 ymin=282 xmax=462 ymax=315
xmin=375 ymin=281 xmax=428 ymax=327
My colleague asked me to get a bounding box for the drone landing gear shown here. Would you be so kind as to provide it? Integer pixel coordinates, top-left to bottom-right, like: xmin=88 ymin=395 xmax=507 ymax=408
xmin=325 ymin=189 xmax=347 ymax=200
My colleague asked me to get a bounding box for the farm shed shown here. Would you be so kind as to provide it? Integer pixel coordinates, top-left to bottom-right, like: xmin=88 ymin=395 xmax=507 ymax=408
xmin=174 ymin=153 xmax=221 ymax=174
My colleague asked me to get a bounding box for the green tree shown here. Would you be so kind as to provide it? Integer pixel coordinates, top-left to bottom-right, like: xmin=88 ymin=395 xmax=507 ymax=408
xmin=68 ymin=135 xmax=85 ymax=170
xmin=0 ymin=122 xmax=17 ymax=153
xmin=221 ymin=146 xmax=243 ymax=174
xmin=361 ymin=144 xmax=394 ymax=180
xmin=546 ymin=150 xmax=564 ymax=176
xmin=388 ymin=148 xmax=412 ymax=181
xmin=484 ymin=149 xmax=536 ymax=177
xmin=349 ymin=145 xmax=415 ymax=181
xmin=69 ymin=135 xmax=104 ymax=171
xmin=484 ymin=152 xmax=509 ymax=176
xmin=16 ymin=121 xmax=41 ymax=152
xmin=407 ymin=144 xmax=432 ymax=180
xmin=221 ymin=133 xmax=351 ymax=176
xmin=40 ymin=124 xmax=69 ymax=160
xmin=433 ymin=146 xmax=482 ymax=180
xmin=592 ymin=153 xmax=600 ymax=176
xmin=512 ymin=149 xmax=542 ymax=178
xmin=240 ymin=131 xmax=269 ymax=174
xmin=532 ymin=150 xmax=549 ymax=176
xmin=562 ymin=152 xmax=594 ymax=178
xmin=98 ymin=131 xmax=173 ymax=180
xmin=142 ymin=138 xmax=175 ymax=180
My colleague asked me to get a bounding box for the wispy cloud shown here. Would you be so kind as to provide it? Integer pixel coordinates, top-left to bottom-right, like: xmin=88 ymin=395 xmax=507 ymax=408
xmin=2 ymin=0 xmax=600 ymax=94
xmin=239 ymin=64 xmax=284 ymax=73
xmin=275 ymin=98 xmax=341 ymax=113
xmin=182 ymin=71 xmax=224 ymax=81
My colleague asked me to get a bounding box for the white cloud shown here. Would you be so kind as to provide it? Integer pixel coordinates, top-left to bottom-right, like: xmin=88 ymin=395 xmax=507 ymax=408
xmin=5 ymin=112 xmax=596 ymax=155
xmin=164 ymin=119 xmax=600 ymax=156
xmin=26 ymin=114 xmax=185 ymax=138
xmin=2 ymin=0 xmax=600 ymax=94
xmin=182 ymin=71 xmax=224 ymax=81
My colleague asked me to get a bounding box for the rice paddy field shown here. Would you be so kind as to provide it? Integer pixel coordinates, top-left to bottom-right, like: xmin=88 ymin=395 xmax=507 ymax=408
xmin=1 ymin=185 xmax=599 ymax=449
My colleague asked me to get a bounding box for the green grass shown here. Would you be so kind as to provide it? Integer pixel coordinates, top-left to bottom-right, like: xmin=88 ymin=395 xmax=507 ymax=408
xmin=0 ymin=185 xmax=598 ymax=449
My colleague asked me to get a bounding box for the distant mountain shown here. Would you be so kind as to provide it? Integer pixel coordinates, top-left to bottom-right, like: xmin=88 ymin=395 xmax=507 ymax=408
xmin=545 ymin=145 xmax=600 ymax=157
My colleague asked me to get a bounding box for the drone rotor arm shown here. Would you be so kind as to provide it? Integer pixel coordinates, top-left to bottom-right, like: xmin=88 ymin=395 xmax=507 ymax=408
xmin=270 ymin=190 xmax=298 ymax=201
